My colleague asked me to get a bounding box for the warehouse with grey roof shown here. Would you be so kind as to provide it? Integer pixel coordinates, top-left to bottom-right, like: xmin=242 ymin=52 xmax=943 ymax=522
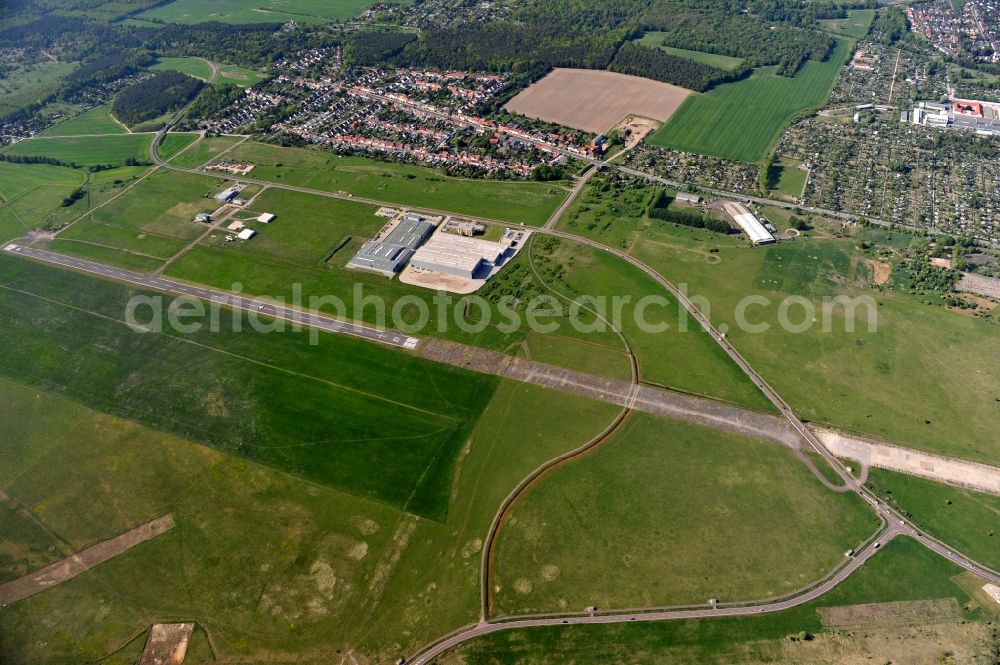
xmin=347 ymin=213 xmax=436 ymax=276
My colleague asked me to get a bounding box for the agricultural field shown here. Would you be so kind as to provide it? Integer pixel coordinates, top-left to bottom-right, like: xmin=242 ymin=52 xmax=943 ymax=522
xmin=0 ymin=255 xmax=497 ymax=519
xmin=0 ymin=134 xmax=154 ymax=168
xmin=165 ymin=134 xmax=245 ymax=168
xmin=39 ymin=104 xmax=127 ymax=136
xmin=149 ymin=56 xmax=213 ymax=80
xmin=450 ymin=538 xmax=994 ymax=664
xmin=632 ymin=34 xmax=745 ymax=71
xmin=819 ymin=9 xmax=876 ymax=39
xmin=223 ymin=142 xmax=568 ymax=225
xmin=0 ymin=161 xmax=86 ymax=240
xmin=866 ymin=469 xmax=1000 ymax=571
xmin=0 ymin=161 xmax=84 ymax=203
xmin=649 ymin=38 xmax=854 ymax=162
xmin=629 ymin=223 xmax=1000 ymax=465
xmin=136 ymin=0 xmax=383 ymax=24
xmin=493 ymin=412 xmax=875 ymax=615
xmin=505 ymin=68 xmax=692 ymax=134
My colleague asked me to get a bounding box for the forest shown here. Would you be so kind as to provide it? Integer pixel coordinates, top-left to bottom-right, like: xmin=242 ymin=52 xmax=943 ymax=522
xmin=111 ymin=70 xmax=203 ymax=126
xmin=392 ymin=0 xmax=838 ymax=78
xmin=610 ymin=43 xmax=750 ymax=92
xmin=346 ymin=31 xmax=418 ymax=67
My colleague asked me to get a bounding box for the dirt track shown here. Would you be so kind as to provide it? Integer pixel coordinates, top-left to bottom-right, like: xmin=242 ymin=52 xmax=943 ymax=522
xmin=0 ymin=514 xmax=175 ymax=607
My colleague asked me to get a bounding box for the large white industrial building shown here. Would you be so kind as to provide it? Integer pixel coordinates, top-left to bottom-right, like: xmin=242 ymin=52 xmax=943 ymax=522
xmin=410 ymin=234 xmax=508 ymax=279
xmin=722 ymin=202 xmax=775 ymax=245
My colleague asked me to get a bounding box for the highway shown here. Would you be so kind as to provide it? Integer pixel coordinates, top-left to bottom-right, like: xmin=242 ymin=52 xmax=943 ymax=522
xmin=2 ymin=243 xmax=419 ymax=349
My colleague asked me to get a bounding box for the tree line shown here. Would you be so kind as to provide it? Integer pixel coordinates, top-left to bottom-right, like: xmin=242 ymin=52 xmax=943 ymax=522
xmin=648 ymin=190 xmax=731 ymax=234
xmin=609 ymin=43 xmax=750 ymax=92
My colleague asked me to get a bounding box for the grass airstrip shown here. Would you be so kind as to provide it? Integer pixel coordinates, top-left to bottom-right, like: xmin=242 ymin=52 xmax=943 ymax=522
xmin=0 ymin=254 xmax=497 ymax=520
xmin=649 ymin=38 xmax=854 ymax=161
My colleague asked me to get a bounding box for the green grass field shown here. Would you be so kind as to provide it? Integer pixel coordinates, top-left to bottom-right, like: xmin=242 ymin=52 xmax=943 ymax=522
xmin=53 ymin=170 xmax=220 ymax=265
xmin=632 ymin=34 xmax=745 ymax=71
xmin=451 ymin=537 xmax=988 ymax=663
xmin=0 ymin=60 xmax=76 ymax=97
xmin=137 ymin=0 xmax=384 ymax=24
xmin=538 ymin=236 xmax=774 ymax=410
xmin=493 ymin=412 xmax=875 ymax=615
xmin=0 ymin=374 xmax=404 ymax=661
xmin=866 ymin=469 xmax=1000 ymax=571
xmin=770 ymin=156 xmax=808 ymax=199
xmin=0 ymin=161 xmax=87 ymax=240
xmin=649 ymin=38 xmax=853 ymax=162
xmin=156 ymin=132 xmax=200 ymax=161
xmin=0 ymin=372 xmax=624 ymax=663
xmin=556 ymin=175 xmax=655 ymax=249
xmin=223 ymin=142 xmax=568 ymax=226
xmin=629 ymin=224 xmax=1000 ymax=464
xmin=0 ymin=161 xmax=84 ymax=203
xmin=166 ymin=134 xmax=244 ymax=168
xmin=819 ymin=9 xmax=876 ymax=39
xmin=219 ymin=187 xmax=383 ymax=263
xmin=38 ymin=104 xmax=127 ymax=136
xmin=150 ymin=56 xmax=214 ymax=80
xmin=0 ymin=255 xmax=497 ymax=519
xmin=217 ymin=64 xmax=269 ymax=87
xmin=1 ymin=134 xmax=153 ymax=168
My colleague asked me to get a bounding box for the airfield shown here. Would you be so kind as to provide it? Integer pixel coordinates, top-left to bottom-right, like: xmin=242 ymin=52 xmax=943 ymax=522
xmin=2 ymin=35 xmax=1000 ymax=665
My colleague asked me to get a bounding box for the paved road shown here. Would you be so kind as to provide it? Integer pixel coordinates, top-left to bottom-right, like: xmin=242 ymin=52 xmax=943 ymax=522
xmin=543 ymin=163 xmax=599 ymax=230
xmin=2 ymin=244 xmax=419 ymax=349
xmin=43 ymin=127 xmax=1000 ymax=660
xmin=399 ymin=222 xmax=1000 ymax=663
xmin=407 ymin=523 xmax=908 ymax=664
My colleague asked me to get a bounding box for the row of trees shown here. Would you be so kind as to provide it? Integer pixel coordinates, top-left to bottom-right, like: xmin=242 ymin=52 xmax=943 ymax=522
xmin=111 ymin=70 xmax=203 ymax=127
xmin=609 ymin=43 xmax=749 ymax=92
xmin=648 ymin=190 xmax=731 ymax=234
